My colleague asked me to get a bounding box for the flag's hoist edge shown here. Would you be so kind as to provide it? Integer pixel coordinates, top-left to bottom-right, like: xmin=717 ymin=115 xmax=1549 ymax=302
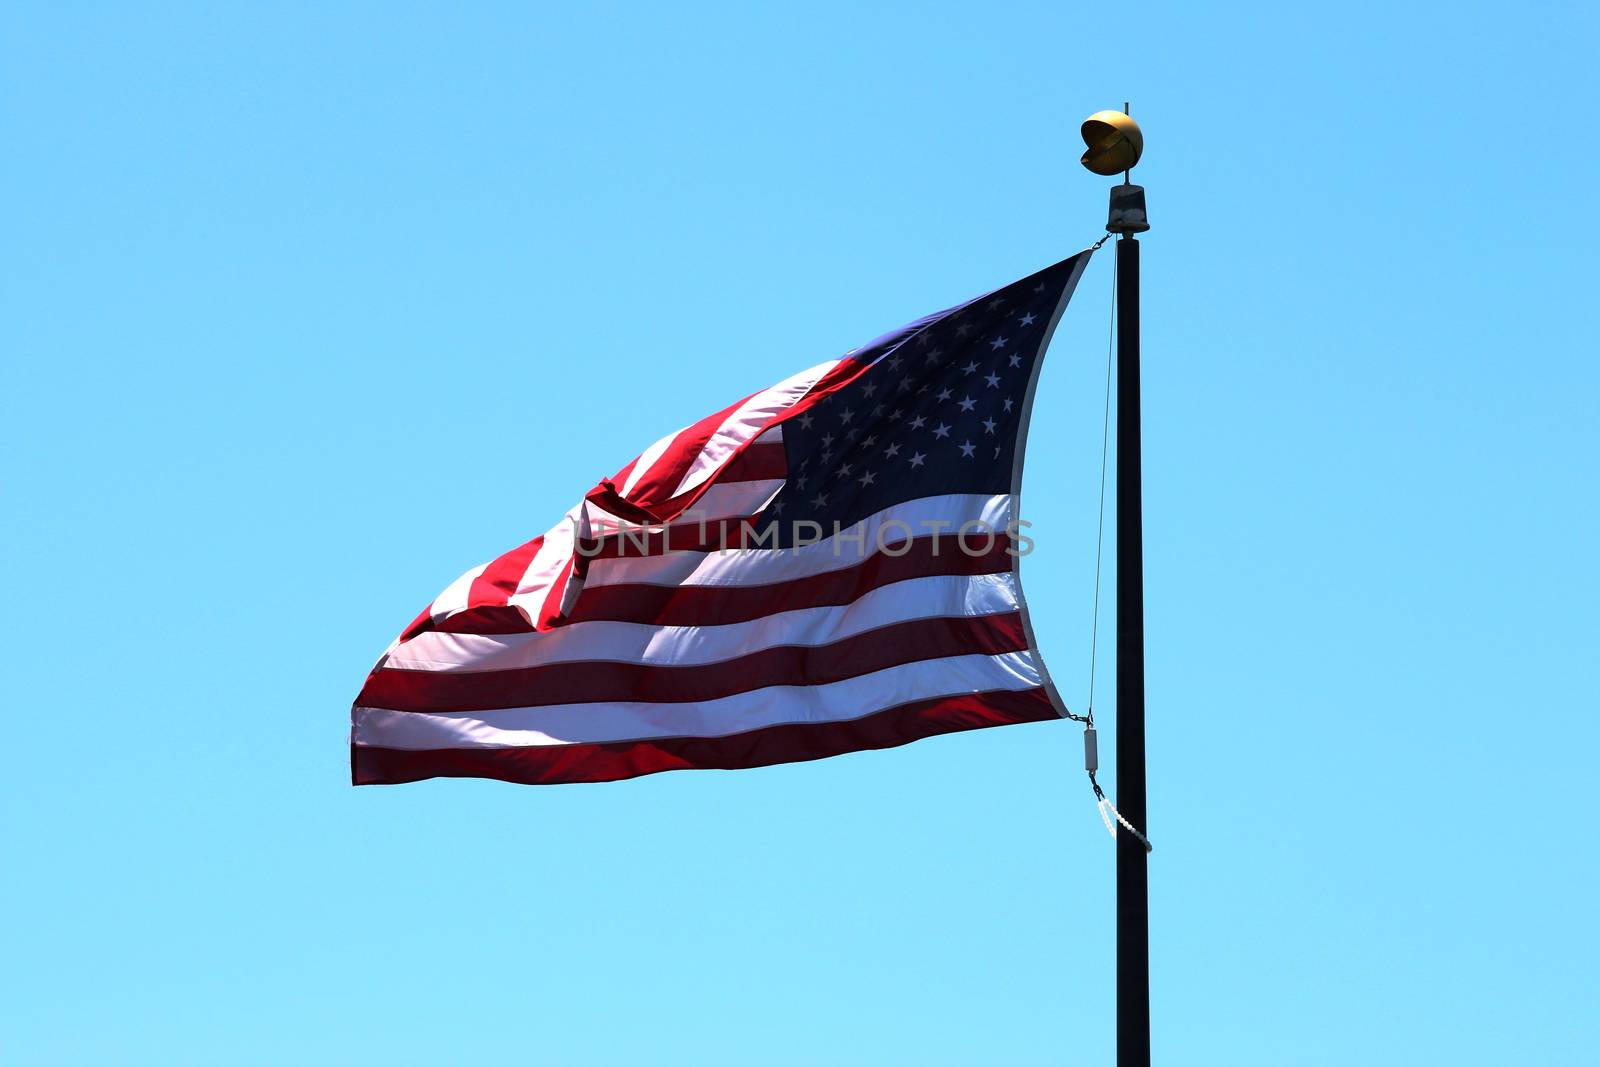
xmin=352 ymin=249 xmax=1095 ymax=786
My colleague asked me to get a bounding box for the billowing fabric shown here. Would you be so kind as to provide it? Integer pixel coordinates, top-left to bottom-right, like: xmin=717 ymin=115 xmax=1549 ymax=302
xmin=352 ymin=251 xmax=1093 ymax=785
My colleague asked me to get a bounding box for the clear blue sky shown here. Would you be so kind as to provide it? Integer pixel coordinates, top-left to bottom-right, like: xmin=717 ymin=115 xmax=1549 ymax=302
xmin=4 ymin=3 xmax=1596 ymax=1064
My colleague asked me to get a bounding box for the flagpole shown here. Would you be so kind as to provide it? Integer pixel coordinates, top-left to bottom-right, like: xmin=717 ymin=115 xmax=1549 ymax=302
xmin=1113 ymin=228 xmax=1149 ymax=1067
xmin=1079 ymin=105 xmax=1151 ymax=1067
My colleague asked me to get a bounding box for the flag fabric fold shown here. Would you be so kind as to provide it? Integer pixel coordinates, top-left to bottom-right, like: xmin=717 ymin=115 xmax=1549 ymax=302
xmin=352 ymin=250 xmax=1094 ymax=785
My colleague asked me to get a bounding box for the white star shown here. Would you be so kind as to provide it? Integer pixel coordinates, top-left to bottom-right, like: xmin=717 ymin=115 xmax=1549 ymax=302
xmin=908 ymin=451 xmax=926 ymax=468
xmin=858 ymin=470 xmax=876 ymax=487
xmin=1032 ymin=282 xmax=1046 ymax=293
xmin=862 ymin=434 xmax=877 ymax=447
xmin=959 ymin=440 xmax=977 ymax=458
xmin=1002 ymin=397 xmax=1014 ymax=412
xmin=772 ymin=500 xmax=786 ymax=515
xmin=845 ymin=427 xmax=859 ymax=440
xmin=957 ymin=395 xmax=977 ymax=412
xmin=984 ymin=373 xmax=1001 ymax=389
xmin=955 ymin=323 xmax=973 ymax=337
xmin=884 ymin=442 xmax=901 ymax=458
xmin=989 ymin=336 xmax=1008 ymax=350
xmin=1008 ymin=353 xmax=1022 ymax=368
xmin=811 ymin=492 xmax=828 ymax=507
xmin=889 ymin=409 xmax=903 ymax=420
xmin=836 ymin=463 xmax=852 ymax=478
xmin=909 ymin=415 xmax=927 ymax=429
xmin=799 ymin=413 xmax=814 ymax=430
xmin=932 ymin=422 xmax=951 ymax=439
xmin=993 ymin=445 xmax=1002 ymax=458
xmin=872 ymin=404 xmax=886 ymax=417
xmin=820 ymin=450 xmax=833 ymax=464
xmin=982 ymin=417 xmax=997 ymax=434
xmin=820 ymin=433 xmax=835 ymax=448
xmin=862 ymin=382 xmax=877 ymax=398
xmin=936 ymin=387 xmax=953 ymax=402
xmin=887 ymin=354 xmax=904 ymax=370
xmin=898 ymin=379 xmax=913 ymax=392
xmin=924 ymin=347 xmax=944 ymax=364
xmin=1019 ymin=312 xmax=1036 ymax=327
xmin=987 ymin=297 xmax=1005 ymax=309
xmin=839 ymin=407 xmax=854 ymax=423
xmin=916 ymin=333 xmax=931 ymax=347
xmin=797 ymin=474 xmax=809 ymax=488
xmin=962 ymin=360 xmax=979 ymax=375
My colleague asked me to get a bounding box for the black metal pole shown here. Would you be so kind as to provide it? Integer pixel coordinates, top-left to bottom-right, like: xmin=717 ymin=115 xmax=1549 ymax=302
xmin=1115 ymin=232 xmax=1150 ymax=1067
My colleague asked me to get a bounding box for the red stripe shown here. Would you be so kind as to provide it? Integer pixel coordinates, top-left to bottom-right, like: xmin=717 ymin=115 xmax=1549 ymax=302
xmin=610 ymin=455 xmax=640 ymax=490
xmin=352 ymin=687 xmax=1058 ymax=786
xmin=397 ymin=605 xmax=436 ymax=643
xmin=775 ymin=357 xmax=873 ymax=418
xmin=466 ymin=534 xmax=545 ymax=611
xmin=638 ymin=442 xmax=788 ymax=524
xmin=571 ymin=535 xmax=1012 ymax=626
xmin=359 ymin=611 xmax=1029 ymax=712
xmin=622 ymin=394 xmax=752 ymax=510
xmin=711 ymin=441 xmax=786 ymax=483
xmin=428 ymin=605 xmax=533 ymax=635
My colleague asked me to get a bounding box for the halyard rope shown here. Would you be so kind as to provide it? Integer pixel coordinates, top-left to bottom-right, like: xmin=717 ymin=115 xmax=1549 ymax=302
xmin=1081 ymin=235 xmax=1151 ymax=853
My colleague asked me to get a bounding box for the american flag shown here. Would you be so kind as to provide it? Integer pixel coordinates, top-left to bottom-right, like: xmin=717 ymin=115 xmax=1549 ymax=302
xmin=352 ymin=250 xmax=1094 ymax=785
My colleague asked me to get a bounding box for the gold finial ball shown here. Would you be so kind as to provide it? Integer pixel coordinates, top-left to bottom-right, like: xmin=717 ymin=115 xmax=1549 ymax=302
xmin=1080 ymin=110 xmax=1143 ymax=176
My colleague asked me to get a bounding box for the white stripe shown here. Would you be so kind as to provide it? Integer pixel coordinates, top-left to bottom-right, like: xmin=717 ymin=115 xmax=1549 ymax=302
xmin=582 ymin=493 xmax=1013 ymax=590
xmin=670 ymin=360 xmax=837 ymax=498
xmin=501 ymin=503 xmax=581 ymax=621
xmin=607 ymin=479 xmax=786 ymax=533
xmin=620 ymin=427 xmax=685 ymax=497
xmin=428 ymin=562 xmax=488 ymax=619
xmin=387 ymin=571 xmax=1021 ymax=673
xmin=355 ymin=650 xmax=1042 ymax=749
